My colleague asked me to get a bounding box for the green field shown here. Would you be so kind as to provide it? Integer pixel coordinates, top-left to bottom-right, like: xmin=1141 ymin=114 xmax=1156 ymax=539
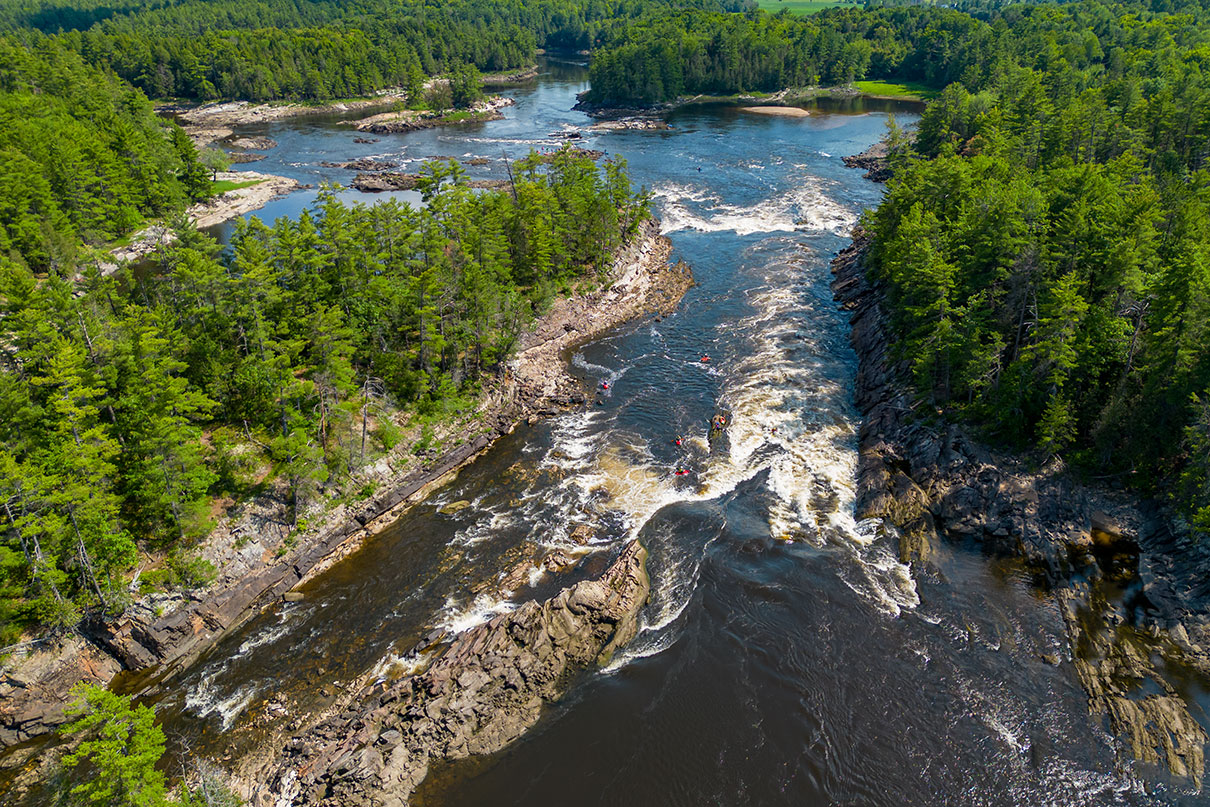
xmin=755 ymin=0 xmax=853 ymax=15
xmin=210 ymin=178 xmax=265 ymax=194
xmin=852 ymin=79 xmax=939 ymax=101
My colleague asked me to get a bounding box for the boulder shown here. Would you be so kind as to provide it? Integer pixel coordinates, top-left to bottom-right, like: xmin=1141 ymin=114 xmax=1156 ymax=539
xmin=351 ymin=173 xmax=421 ymax=192
xmin=246 ymin=540 xmax=649 ymax=806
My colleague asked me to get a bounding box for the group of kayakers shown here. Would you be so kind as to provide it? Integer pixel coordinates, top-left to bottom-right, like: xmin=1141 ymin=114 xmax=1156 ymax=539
xmin=596 ymin=351 xmax=731 ymax=479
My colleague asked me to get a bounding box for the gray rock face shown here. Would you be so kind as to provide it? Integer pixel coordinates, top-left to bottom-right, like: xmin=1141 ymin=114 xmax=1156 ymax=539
xmin=229 ymin=136 xmax=278 ymax=151
xmin=245 ymin=540 xmax=649 ymax=806
xmin=320 ymin=159 xmax=400 ymax=171
xmin=351 ymin=173 xmax=421 ymax=192
xmin=841 ymin=142 xmax=891 ymax=182
xmin=0 ymin=637 xmax=122 ymax=747
xmin=831 ymin=232 xmax=1210 ymax=782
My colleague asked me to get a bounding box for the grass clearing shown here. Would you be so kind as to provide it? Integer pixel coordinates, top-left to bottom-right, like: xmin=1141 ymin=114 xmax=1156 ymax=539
xmin=211 ymin=178 xmax=265 ymax=194
xmin=756 ymin=0 xmax=854 ymax=15
xmin=852 ymin=79 xmax=939 ymax=101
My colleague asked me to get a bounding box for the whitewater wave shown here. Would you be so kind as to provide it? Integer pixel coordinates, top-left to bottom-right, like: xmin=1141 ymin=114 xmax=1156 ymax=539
xmin=436 ymin=591 xmax=516 ymax=634
xmin=653 ymin=178 xmax=855 ymax=237
xmin=185 ymin=668 xmax=259 ymax=730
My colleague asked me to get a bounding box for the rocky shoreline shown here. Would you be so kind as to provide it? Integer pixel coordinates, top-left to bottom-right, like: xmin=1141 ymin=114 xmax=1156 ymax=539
xmin=240 ymin=540 xmax=649 ymax=806
xmin=349 ymin=97 xmax=514 ymax=135
xmin=574 ymin=84 xmax=861 ymax=121
xmin=162 ymin=92 xmax=408 ymax=142
xmin=841 ymin=141 xmax=891 ymax=182
xmin=96 ymin=171 xmax=299 ymax=274
xmin=0 ymin=218 xmax=688 ymax=761
xmin=831 ymin=231 xmax=1210 ymax=784
xmin=479 ymin=65 xmax=540 ymax=86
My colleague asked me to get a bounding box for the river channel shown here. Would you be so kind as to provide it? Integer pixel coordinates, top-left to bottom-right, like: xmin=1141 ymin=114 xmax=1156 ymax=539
xmin=142 ymin=58 xmax=1205 ymax=805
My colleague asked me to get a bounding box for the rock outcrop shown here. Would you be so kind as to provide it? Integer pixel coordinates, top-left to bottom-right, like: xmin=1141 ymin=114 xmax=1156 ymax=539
xmin=351 ymin=97 xmax=515 ymax=135
xmin=0 ymin=637 xmax=122 ymax=747
xmin=245 ymin=540 xmax=649 ymax=806
xmin=229 ymin=136 xmax=277 ymax=151
xmin=480 ymin=65 xmax=539 ymax=86
xmin=351 ymin=173 xmax=421 ymax=192
xmin=842 ymin=142 xmax=891 ymax=182
xmin=2 ymin=218 xmax=690 ymax=756
xmin=832 ymin=231 xmax=1210 ymax=782
xmin=321 ymin=159 xmax=399 ymax=171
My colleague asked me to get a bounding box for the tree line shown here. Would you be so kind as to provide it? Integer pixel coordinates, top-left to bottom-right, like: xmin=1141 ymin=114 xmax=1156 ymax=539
xmin=0 ymin=149 xmax=648 ymax=641
xmin=0 ymin=36 xmax=209 ymax=272
xmin=857 ymin=0 xmax=1210 ymax=535
xmin=582 ymin=4 xmax=1011 ymax=104
xmin=0 ymin=0 xmax=755 ymax=102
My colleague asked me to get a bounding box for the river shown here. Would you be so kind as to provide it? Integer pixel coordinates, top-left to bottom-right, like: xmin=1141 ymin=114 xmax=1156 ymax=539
xmin=143 ymin=58 xmax=1204 ymax=805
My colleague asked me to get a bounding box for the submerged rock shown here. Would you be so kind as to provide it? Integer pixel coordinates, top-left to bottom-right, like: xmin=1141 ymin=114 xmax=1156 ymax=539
xmin=245 ymin=540 xmax=649 ymax=806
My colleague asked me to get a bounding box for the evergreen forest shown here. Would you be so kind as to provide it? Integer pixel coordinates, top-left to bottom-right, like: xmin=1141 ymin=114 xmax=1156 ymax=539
xmin=0 ymin=0 xmax=1207 ymax=653
xmin=587 ymin=0 xmax=1210 ymax=535
xmin=0 ymin=150 xmax=647 ymax=638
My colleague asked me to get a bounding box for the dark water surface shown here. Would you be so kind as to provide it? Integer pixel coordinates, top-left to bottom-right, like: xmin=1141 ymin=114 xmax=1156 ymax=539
xmin=144 ymin=59 xmax=1204 ymax=805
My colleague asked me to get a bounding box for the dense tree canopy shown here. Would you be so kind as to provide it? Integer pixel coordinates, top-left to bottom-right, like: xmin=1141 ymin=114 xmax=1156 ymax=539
xmin=856 ymin=1 xmax=1210 ymax=534
xmin=0 ymin=37 xmax=207 ymax=271
xmin=0 ymin=0 xmax=755 ymax=102
xmin=0 ymin=149 xmax=648 ymax=639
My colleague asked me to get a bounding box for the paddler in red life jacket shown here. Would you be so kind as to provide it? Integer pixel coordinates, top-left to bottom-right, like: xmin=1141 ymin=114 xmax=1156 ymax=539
xmin=674 ymin=435 xmax=684 ymax=447
xmin=711 ymin=413 xmax=727 ymax=431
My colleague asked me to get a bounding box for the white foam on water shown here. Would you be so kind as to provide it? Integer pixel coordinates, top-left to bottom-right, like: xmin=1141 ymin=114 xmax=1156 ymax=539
xmin=544 ymin=407 xmax=609 ymax=473
xmin=396 ymin=189 xmax=900 ymax=680
xmin=459 ymin=136 xmax=560 ymax=148
xmin=711 ymin=267 xmax=919 ymax=617
xmin=185 ymin=667 xmax=259 ymax=730
xmin=653 ymin=178 xmax=856 ymax=237
xmin=370 ymin=648 xmax=433 ymax=684
xmin=436 ymin=591 xmax=516 ymax=634
xmin=235 ymin=617 xmax=292 ymax=657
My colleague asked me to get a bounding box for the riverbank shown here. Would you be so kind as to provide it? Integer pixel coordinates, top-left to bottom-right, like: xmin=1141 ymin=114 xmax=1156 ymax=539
xmin=830 ymin=231 xmax=1210 ymax=784
xmin=240 ymin=540 xmax=650 ymax=806
xmin=349 ymin=96 xmax=515 ymax=135
xmin=160 ymin=93 xmax=407 ymax=147
xmin=574 ymin=82 xmax=899 ymax=120
xmin=96 ymin=171 xmax=300 ymax=274
xmin=0 ymin=217 xmax=688 ymax=762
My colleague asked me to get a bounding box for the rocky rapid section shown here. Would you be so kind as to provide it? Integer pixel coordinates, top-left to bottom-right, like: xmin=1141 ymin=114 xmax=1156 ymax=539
xmin=831 ymin=233 xmax=1210 ymax=783
xmin=239 ymin=540 xmax=648 ymax=806
xmin=0 ymin=218 xmax=689 ymax=758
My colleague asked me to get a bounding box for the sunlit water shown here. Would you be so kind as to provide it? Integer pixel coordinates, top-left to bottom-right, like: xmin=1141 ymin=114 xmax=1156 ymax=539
xmin=115 ymin=58 xmax=1206 ymax=805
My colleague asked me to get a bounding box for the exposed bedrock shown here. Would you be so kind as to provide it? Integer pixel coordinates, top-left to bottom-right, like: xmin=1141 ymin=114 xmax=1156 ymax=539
xmin=831 ymin=232 xmax=1210 ymax=783
xmin=244 ymin=540 xmax=649 ymax=806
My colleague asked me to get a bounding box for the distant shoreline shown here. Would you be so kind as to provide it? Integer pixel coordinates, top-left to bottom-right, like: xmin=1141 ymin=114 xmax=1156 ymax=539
xmin=575 ymin=82 xmax=927 ymax=119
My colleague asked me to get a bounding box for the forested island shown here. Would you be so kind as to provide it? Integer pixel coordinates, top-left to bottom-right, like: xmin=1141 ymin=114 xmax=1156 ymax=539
xmin=2 ymin=0 xmax=1210 ymax=803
